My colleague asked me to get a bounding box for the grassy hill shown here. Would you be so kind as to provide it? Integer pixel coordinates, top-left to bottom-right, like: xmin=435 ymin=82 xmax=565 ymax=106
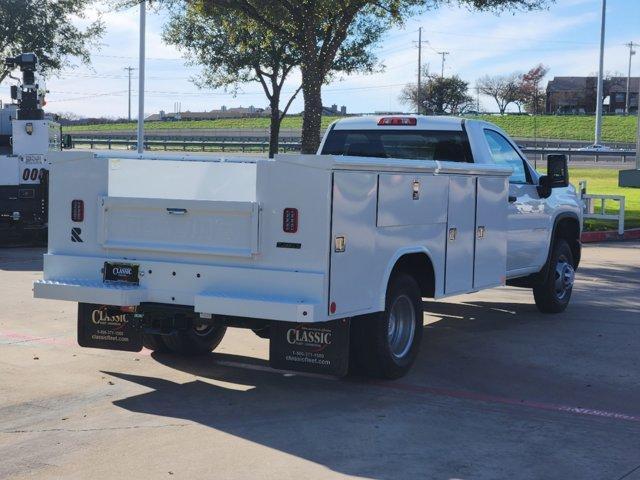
xmin=63 ymin=116 xmax=342 ymax=133
xmin=64 ymin=114 xmax=638 ymax=143
xmin=472 ymin=115 xmax=637 ymax=144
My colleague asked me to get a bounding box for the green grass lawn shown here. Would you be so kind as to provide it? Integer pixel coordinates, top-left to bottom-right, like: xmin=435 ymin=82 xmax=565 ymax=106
xmin=64 ymin=114 xmax=638 ymax=144
xmin=569 ymin=168 xmax=640 ymax=231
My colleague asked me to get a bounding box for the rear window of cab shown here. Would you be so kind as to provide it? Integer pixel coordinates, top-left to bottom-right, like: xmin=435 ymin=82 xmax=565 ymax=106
xmin=321 ymin=129 xmax=473 ymax=163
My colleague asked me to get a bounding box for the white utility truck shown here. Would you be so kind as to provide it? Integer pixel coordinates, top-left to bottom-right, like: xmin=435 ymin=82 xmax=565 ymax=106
xmin=1 ymin=53 xmax=61 ymax=243
xmin=34 ymin=116 xmax=582 ymax=378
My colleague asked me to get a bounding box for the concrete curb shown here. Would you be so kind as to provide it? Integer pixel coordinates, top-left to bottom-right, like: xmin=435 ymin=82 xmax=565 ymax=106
xmin=581 ymin=228 xmax=640 ymax=243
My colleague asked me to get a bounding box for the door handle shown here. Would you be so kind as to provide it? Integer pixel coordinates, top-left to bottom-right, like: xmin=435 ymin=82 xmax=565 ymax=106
xmin=508 ymin=195 xmax=517 ymax=203
xmin=166 ymin=208 xmax=187 ymax=215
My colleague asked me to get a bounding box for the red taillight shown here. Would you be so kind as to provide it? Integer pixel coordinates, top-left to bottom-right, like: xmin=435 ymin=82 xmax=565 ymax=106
xmin=377 ymin=117 xmax=417 ymax=126
xmin=283 ymin=208 xmax=298 ymax=233
xmin=330 ymin=302 xmax=337 ymax=314
xmin=71 ymin=200 xmax=84 ymax=222
xmin=120 ymin=306 xmax=136 ymax=313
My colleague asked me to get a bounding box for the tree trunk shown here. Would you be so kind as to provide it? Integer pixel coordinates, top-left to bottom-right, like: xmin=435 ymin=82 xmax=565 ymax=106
xmin=300 ymin=68 xmax=323 ymax=154
xmin=268 ymin=95 xmax=281 ymax=159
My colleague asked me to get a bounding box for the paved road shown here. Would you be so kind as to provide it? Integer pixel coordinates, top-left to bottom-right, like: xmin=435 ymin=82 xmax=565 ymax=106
xmin=1 ymin=243 xmax=639 ymax=480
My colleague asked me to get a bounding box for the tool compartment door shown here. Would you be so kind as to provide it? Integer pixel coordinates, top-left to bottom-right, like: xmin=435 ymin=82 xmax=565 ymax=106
xmin=328 ymin=171 xmax=377 ymax=317
xmin=474 ymin=176 xmax=508 ymax=289
xmin=445 ymin=176 xmax=476 ymax=295
xmin=98 ymin=196 xmax=260 ymax=257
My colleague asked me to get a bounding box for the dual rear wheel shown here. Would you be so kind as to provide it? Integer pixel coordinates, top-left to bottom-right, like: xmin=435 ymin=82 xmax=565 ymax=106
xmin=142 ymin=274 xmax=425 ymax=379
xmin=351 ymin=274 xmax=424 ymax=379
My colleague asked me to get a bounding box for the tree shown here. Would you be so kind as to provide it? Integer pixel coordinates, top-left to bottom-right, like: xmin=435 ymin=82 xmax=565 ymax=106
xmin=517 ymin=64 xmax=548 ymax=114
xmin=476 ymin=73 xmax=521 ymax=114
xmin=400 ymin=70 xmax=474 ymax=114
xmin=0 ymin=0 xmax=104 ymax=83
xmin=163 ymin=7 xmax=303 ymax=157
xmin=188 ymin=0 xmax=548 ymax=153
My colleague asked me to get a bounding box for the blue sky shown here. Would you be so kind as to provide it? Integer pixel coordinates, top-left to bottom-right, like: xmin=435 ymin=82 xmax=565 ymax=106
xmin=2 ymin=0 xmax=638 ymax=118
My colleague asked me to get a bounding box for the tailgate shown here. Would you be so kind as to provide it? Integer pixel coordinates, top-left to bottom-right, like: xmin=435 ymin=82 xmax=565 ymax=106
xmin=98 ymin=196 xmax=259 ymax=257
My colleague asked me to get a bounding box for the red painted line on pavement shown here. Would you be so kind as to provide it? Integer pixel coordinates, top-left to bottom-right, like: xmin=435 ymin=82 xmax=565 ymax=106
xmin=370 ymin=380 xmax=640 ymax=423
xmin=3 ymin=331 xmax=639 ymax=424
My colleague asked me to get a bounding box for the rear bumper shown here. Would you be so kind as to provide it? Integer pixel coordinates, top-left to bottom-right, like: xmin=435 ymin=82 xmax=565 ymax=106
xmin=34 ymin=253 xmax=327 ymax=323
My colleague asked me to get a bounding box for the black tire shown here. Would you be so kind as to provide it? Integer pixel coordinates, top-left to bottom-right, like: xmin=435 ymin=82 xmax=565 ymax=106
xmin=162 ymin=324 xmax=227 ymax=356
xmin=351 ymin=274 xmax=423 ymax=379
xmin=142 ymin=334 xmax=170 ymax=352
xmin=533 ymin=238 xmax=575 ymax=314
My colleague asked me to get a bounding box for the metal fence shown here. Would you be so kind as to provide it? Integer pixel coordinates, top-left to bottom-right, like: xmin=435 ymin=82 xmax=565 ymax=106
xmin=67 ymin=135 xmax=302 ymax=153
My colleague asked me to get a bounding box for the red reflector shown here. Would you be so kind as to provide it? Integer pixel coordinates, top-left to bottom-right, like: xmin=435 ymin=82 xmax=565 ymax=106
xmin=283 ymin=208 xmax=298 ymax=233
xmin=120 ymin=306 xmax=136 ymax=313
xmin=377 ymin=117 xmax=417 ymax=126
xmin=330 ymin=302 xmax=337 ymax=314
xmin=71 ymin=200 xmax=84 ymax=222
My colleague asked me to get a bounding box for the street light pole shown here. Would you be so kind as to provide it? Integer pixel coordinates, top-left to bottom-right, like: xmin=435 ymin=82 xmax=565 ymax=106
xmin=417 ymin=27 xmax=422 ymax=115
xmin=625 ymin=42 xmax=637 ymax=115
xmin=137 ymin=0 xmax=146 ymax=154
xmin=594 ymin=0 xmax=606 ymax=147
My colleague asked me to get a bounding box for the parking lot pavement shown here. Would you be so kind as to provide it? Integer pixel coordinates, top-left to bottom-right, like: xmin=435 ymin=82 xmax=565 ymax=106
xmin=1 ymin=243 xmax=639 ymax=480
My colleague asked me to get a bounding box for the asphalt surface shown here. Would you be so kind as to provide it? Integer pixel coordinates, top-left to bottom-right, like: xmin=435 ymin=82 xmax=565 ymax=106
xmin=0 ymin=243 xmax=639 ymax=480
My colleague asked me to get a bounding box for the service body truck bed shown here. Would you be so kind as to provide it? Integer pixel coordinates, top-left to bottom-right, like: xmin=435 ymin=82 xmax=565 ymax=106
xmin=34 ymin=116 xmax=582 ymax=378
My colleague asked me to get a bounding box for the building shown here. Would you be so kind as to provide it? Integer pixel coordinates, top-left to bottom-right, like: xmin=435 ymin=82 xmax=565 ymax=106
xmin=546 ymin=76 xmax=639 ymax=114
xmin=146 ymin=105 xmax=273 ymax=122
xmin=320 ymin=104 xmax=347 ymax=116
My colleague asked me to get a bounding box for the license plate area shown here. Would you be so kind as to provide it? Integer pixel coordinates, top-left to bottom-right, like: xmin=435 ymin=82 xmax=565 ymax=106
xmin=269 ymin=319 xmax=350 ymax=377
xmin=77 ymin=303 xmax=143 ymax=352
xmin=103 ymin=262 xmax=139 ymax=285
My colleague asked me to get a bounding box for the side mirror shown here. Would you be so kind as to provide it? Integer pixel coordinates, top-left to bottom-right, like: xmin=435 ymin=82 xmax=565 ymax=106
xmin=547 ymin=154 xmax=569 ymax=188
xmin=538 ymin=154 xmax=569 ymax=198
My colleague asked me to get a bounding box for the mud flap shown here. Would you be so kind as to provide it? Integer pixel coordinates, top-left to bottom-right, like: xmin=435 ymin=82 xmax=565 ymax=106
xmin=269 ymin=319 xmax=350 ymax=377
xmin=77 ymin=303 xmax=143 ymax=352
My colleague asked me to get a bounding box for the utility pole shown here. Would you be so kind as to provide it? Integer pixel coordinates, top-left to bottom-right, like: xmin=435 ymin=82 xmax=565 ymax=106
xmin=417 ymin=27 xmax=422 ymax=115
xmin=437 ymin=51 xmax=449 ymax=78
xmin=625 ymin=42 xmax=637 ymax=115
xmin=594 ymin=0 xmax=606 ymax=147
xmin=123 ymin=66 xmax=135 ymax=122
xmin=137 ymin=0 xmax=146 ymax=154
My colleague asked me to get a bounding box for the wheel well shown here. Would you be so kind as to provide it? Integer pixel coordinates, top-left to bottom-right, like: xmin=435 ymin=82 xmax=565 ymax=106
xmin=554 ymin=216 xmax=581 ymax=268
xmin=389 ymin=253 xmax=435 ymax=298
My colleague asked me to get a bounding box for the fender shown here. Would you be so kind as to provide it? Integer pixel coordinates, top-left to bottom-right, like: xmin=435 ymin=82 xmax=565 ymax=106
xmin=508 ymin=211 xmax=581 ymax=288
xmin=378 ymin=246 xmax=437 ymax=311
